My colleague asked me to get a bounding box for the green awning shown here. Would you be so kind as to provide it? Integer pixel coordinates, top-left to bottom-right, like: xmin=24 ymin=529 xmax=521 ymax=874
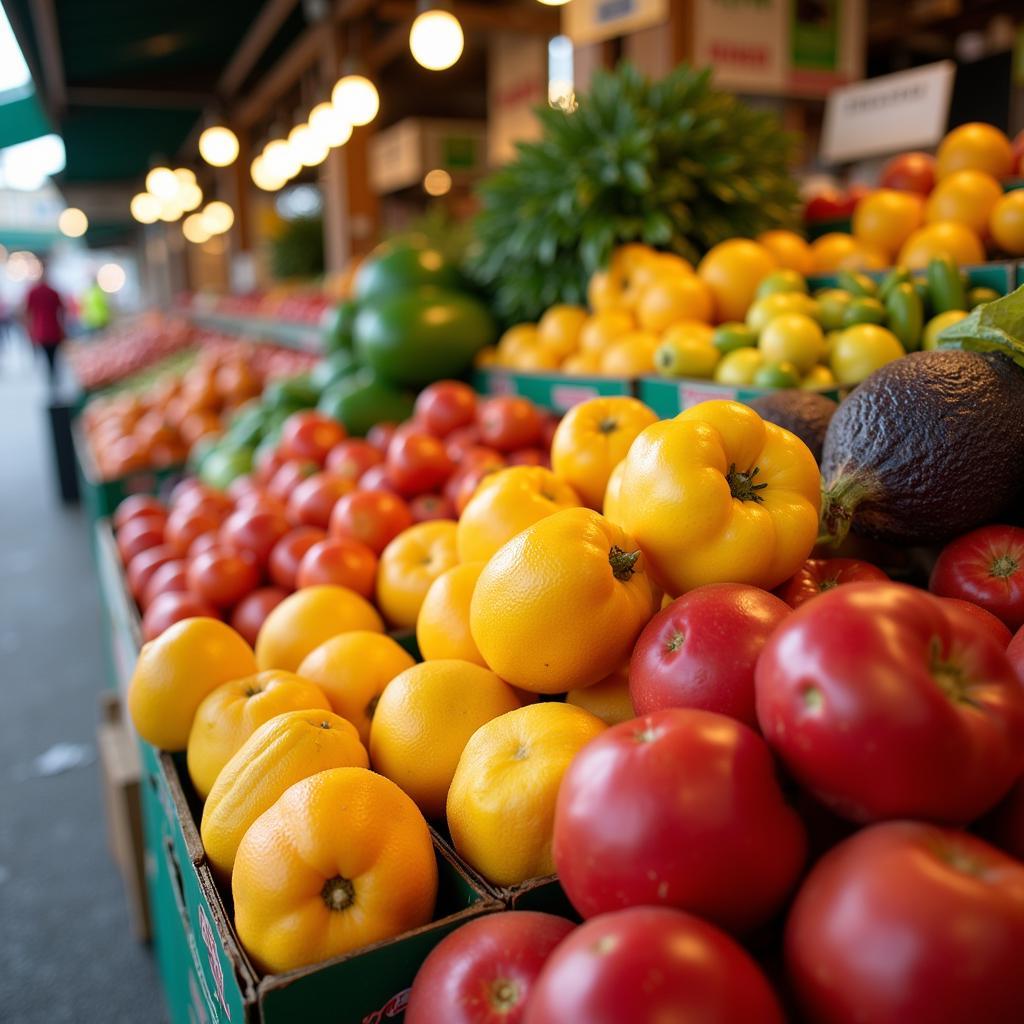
xmin=0 ymin=226 xmax=57 ymax=249
xmin=0 ymin=85 xmax=51 ymax=149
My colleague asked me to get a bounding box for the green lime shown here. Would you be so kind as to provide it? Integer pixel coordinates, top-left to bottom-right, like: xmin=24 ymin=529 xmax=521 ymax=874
xmin=712 ymin=322 xmax=758 ymax=355
xmin=841 ymin=296 xmax=886 ymax=328
xmin=714 ymin=347 xmax=764 ymax=386
xmin=755 ymin=269 xmax=808 ymax=300
xmin=816 ymin=289 xmax=854 ymax=331
xmin=753 ymin=360 xmax=801 ymax=388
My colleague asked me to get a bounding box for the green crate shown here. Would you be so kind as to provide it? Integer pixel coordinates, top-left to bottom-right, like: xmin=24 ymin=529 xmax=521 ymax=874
xmin=94 ymin=520 xmax=143 ymax=691
xmin=807 ymin=260 xmax=1017 ymax=294
xmin=637 ymin=377 xmax=842 ymax=418
xmin=472 ymin=368 xmax=635 ymax=413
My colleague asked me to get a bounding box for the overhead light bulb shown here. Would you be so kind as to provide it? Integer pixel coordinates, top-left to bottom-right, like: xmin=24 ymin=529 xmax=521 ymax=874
xmin=182 ymin=213 xmax=211 ymax=244
xmin=198 ymin=125 xmax=239 ymax=167
xmin=146 ymin=166 xmax=179 ymax=201
xmin=97 ymin=263 xmax=126 ymax=294
xmin=423 ymin=168 xmax=452 ymax=196
xmin=251 ymin=155 xmax=284 ymax=192
xmin=158 ymin=198 xmax=184 ymax=222
xmin=202 ymin=201 xmax=234 ymax=235
xmin=130 ymin=192 xmax=160 ymax=224
xmin=174 ymin=167 xmax=196 ymax=186
xmin=263 ymin=138 xmax=301 ymax=181
xmin=332 ymin=74 xmax=379 ymax=127
xmin=308 ymin=102 xmax=353 ymax=148
xmin=537 ymin=0 xmax=572 ymax=5
xmin=58 ymin=207 xmax=88 ymax=238
xmin=288 ymin=123 xmax=329 ymax=167
xmin=409 ymin=5 xmax=464 ymax=71
xmin=179 ymin=181 xmax=203 ymax=211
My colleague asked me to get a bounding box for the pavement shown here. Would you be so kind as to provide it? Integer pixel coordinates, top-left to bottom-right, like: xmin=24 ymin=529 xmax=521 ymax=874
xmin=0 ymin=336 xmax=167 ymax=1023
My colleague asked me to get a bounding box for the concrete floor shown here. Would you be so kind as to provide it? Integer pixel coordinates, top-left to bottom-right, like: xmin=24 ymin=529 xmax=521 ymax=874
xmin=0 ymin=339 xmax=166 ymax=1023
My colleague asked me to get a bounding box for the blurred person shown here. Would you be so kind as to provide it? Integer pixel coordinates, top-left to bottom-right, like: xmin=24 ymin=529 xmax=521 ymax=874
xmin=80 ymin=277 xmax=111 ymax=333
xmin=24 ymin=257 xmax=65 ymax=390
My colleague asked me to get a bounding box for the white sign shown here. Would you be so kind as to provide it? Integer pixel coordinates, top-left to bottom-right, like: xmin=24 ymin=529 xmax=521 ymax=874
xmin=488 ymin=33 xmax=547 ymax=166
xmin=563 ymin=0 xmax=669 ymax=47
xmin=821 ymin=60 xmax=955 ymax=164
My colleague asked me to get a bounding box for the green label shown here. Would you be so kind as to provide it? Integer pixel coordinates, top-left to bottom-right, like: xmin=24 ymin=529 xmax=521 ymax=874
xmin=791 ymin=0 xmax=839 ymax=72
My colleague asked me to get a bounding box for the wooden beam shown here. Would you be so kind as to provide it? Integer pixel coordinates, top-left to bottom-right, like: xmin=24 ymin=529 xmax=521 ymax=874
xmin=27 ymin=0 xmax=66 ymax=115
xmin=66 ymin=87 xmax=210 ymax=110
xmin=219 ymin=0 xmax=301 ymax=97
xmin=377 ymin=1 xmax=560 ymax=35
xmin=367 ymin=22 xmax=410 ymax=70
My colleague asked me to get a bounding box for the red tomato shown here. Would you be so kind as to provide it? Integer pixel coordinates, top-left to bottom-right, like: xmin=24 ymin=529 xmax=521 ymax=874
xmin=126 ymin=544 xmax=178 ymax=602
xmin=938 ymin=596 xmax=1013 ymax=648
xmin=329 ymin=490 xmax=413 ymax=555
xmin=366 ymin=421 xmax=398 ymax=453
xmin=187 ymin=547 xmax=260 ymax=608
xmin=930 ymin=525 xmax=1024 ymax=631
xmin=445 ymin=425 xmax=483 ymax=463
xmin=879 ymin=151 xmax=936 ymax=195
xmin=188 ymin=532 xmax=220 ymax=558
xmin=226 ymin=474 xmax=262 ymax=504
xmin=172 ymin=484 xmax=233 ymax=519
xmin=386 ymin=432 xmax=455 ymax=497
xmin=982 ymin=776 xmax=1024 ymax=861
xmin=455 ymin=446 xmax=505 ymax=472
xmin=409 ymin=494 xmax=456 ymax=523
xmin=786 ymin=822 xmax=1024 ymax=1024
xmin=804 ymin=186 xmax=846 ymax=222
xmin=756 ymin=581 xmax=1024 ymax=824
xmin=285 ymin=472 xmax=354 ymax=529
xmin=358 ymin=463 xmax=398 ymax=494
xmin=219 ymin=505 xmax=291 ymax=568
xmin=525 ymin=907 xmax=785 ymax=1024
xmin=279 ymin=411 xmax=346 ymax=465
xmin=324 ymin=439 xmax=383 ymax=481
xmin=230 ymin=587 xmax=289 ymax=647
xmin=1009 ymin=624 xmax=1024 ymax=683
xmin=406 ymin=911 xmax=575 ymax=1024
xmin=116 ymin=518 xmax=165 ymax=564
xmin=629 ymin=583 xmax=790 ymax=730
xmin=778 ymin=558 xmax=889 ymax=608
xmin=414 ymin=381 xmax=477 ymax=438
xmin=113 ymin=494 xmax=166 ymax=532
xmin=141 ymin=559 xmax=189 ymax=610
xmin=253 ymin=445 xmax=286 ymax=485
xmin=142 ymin=591 xmax=219 ymax=642
xmin=295 ymin=537 xmax=377 ymax=598
xmin=507 ymin=448 xmax=550 ymax=468
xmin=477 ymin=397 xmax=543 ymax=453
xmin=268 ymin=527 xmax=327 ymax=590
xmin=168 ymin=477 xmax=207 ymax=508
xmin=232 ymin=490 xmax=287 ymax=517
xmin=165 ymin=505 xmax=222 ymax=557
xmin=553 ymin=708 xmax=806 ymax=932
xmin=267 ymin=459 xmax=319 ymax=501
xmin=445 ymin=463 xmax=504 ymax=516
xmin=540 ymin=414 xmax=560 ymax=451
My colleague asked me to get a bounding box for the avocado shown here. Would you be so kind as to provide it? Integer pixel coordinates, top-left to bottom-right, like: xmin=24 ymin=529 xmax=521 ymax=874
xmin=748 ymin=390 xmax=837 ymax=463
xmin=819 ymin=350 xmax=1024 ymax=546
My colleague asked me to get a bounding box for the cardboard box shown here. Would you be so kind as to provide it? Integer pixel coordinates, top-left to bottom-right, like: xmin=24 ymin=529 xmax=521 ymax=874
xmin=472 ymin=368 xmax=636 ymax=412
xmin=98 ymin=692 xmax=150 ymax=942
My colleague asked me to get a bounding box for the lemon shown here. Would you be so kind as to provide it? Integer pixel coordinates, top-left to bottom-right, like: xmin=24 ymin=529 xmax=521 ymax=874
xmin=714 ymin=347 xmax=764 ymax=386
xmin=759 ymin=313 xmax=825 ymax=373
xmin=830 ymin=325 xmax=904 ymax=386
xmin=922 ymin=310 xmax=969 ymax=350
xmin=747 ymin=292 xmax=821 ymax=333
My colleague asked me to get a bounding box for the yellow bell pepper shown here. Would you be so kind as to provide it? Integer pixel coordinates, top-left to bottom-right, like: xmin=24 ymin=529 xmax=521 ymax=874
xmin=610 ymin=400 xmax=821 ymax=594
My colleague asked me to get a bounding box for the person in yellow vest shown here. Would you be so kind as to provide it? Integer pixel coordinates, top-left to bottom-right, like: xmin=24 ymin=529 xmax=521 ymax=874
xmin=80 ymin=279 xmax=111 ymax=333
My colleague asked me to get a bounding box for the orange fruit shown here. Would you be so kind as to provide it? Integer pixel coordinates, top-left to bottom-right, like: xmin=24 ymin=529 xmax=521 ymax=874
xmin=201 ymin=709 xmax=368 ymax=877
xmin=497 ymin=324 xmax=540 ymax=365
xmin=186 ymin=670 xmax=331 ymax=799
xmin=296 ymin=631 xmax=416 ymax=746
xmin=446 ymin=702 xmax=606 ymax=886
xmin=809 ymin=232 xmax=889 ymax=273
xmin=757 ymin=230 xmax=814 ymax=275
xmin=925 ymin=170 xmax=1002 ymax=236
xmin=255 ymin=585 xmax=384 ymax=672
xmin=456 ymin=466 xmax=580 ymax=563
xmin=376 ymin=520 xmax=458 ymax=629
xmin=579 ymin=310 xmax=635 ymax=354
xmin=989 ymin=190 xmax=1024 ymax=255
xmin=232 ymin=767 xmax=437 ymax=973
xmin=897 ymin=221 xmax=985 ymax=269
xmin=561 ymin=351 xmax=601 ymax=375
xmin=470 ymin=507 xmax=658 ymax=694
xmin=587 ymin=269 xmax=627 ymax=313
xmin=416 ymin=561 xmax=486 ymax=665
xmin=127 ymin=617 xmax=257 ymax=751
xmin=506 ymin=345 xmax=560 ymax=372
xmin=697 ymin=239 xmax=777 ymax=323
xmin=635 ymin=275 xmax=714 ymax=332
xmin=602 ymin=459 xmax=627 ymax=525
xmin=598 ymin=331 xmax=659 ymax=376
xmin=550 ymin=396 xmax=658 ymax=510
xmin=537 ymin=305 xmax=588 ymax=358
xmin=936 ymin=122 xmax=1014 ymax=181
xmin=653 ymin=252 xmax=695 ymax=278
xmin=566 ymin=663 xmax=635 ymax=725
xmin=852 ymin=189 xmax=924 ymax=256
xmin=368 ymin=660 xmax=521 ymax=819
xmin=474 ymin=346 xmax=499 ymax=368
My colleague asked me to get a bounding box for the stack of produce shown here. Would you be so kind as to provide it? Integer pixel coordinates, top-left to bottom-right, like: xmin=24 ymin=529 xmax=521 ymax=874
xmin=806 ymin=122 xmax=1024 ymax=269
xmin=189 ymin=286 xmax=332 ymax=325
xmin=65 ymin=314 xmax=194 ymax=391
xmin=110 ymin=384 xmax=558 ymax=642
xmin=82 ymin=337 xmax=315 ymax=481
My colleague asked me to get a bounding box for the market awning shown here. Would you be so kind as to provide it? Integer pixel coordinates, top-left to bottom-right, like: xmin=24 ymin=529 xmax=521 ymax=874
xmin=0 ymin=84 xmax=50 ymax=148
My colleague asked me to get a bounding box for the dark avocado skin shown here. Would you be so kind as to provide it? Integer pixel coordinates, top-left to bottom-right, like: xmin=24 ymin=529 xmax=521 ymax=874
xmin=821 ymin=350 xmax=1024 ymax=545
xmin=747 ymin=390 xmax=837 ymax=463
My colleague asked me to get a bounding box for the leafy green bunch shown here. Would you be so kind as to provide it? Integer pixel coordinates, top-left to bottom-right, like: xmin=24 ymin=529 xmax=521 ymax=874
xmin=470 ymin=63 xmax=801 ymax=324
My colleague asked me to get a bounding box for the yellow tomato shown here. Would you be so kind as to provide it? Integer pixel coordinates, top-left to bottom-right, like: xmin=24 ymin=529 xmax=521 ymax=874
xmin=697 ymin=239 xmax=778 ymax=322
xmin=599 ymin=331 xmax=659 ymax=376
xmin=925 ymin=170 xmax=1002 ymax=236
xmin=801 ymin=364 xmax=838 ymax=389
xmin=550 ymin=396 xmax=659 ymax=510
xmin=758 ymin=313 xmax=825 ymax=373
xmin=757 ymin=230 xmax=814 ymax=275
xmin=635 ymin=275 xmax=714 ymax=332
xmin=989 ymin=190 xmax=1024 ymax=255
xmin=376 ymin=520 xmax=459 ymax=629
xmin=579 ymin=309 xmax=635 ymax=354
xmin=922 ymin=310 xmax=969 ymax=350
xmin=809 ymin=233 xmax=858 ymax=274
xmin=456 ymin=465 xmax=580 ymax=563
xmin=830 ymin=324 xmax=905 ymax=385
xmin=537 ymin=305 xmax=588 ymax=358
xmin=714 ymin=347 xmax=764 ymax=385
xmin=506 ymin=345 xmax=560 ymax=372
xmin=497 ymin=324 xmax=539 ymax=365
xmin=936 ymin=122 xmax=1014 ymax=180
xmin=565 ymin=663 xmax=635 ymax=725
xmin=562 ymin=351 xmax=601 ymax=375
xmin=897 ymin=221 xmax=985 ymax=269
xmin=852 ymin=189 xmax=924 ymax=256
xmin=611 ymin=400 xmax=821 ymax=594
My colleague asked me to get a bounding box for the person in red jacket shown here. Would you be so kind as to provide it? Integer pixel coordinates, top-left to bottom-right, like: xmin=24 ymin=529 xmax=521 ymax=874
xmin=24 ymin=258 xmax=65 ymax=390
